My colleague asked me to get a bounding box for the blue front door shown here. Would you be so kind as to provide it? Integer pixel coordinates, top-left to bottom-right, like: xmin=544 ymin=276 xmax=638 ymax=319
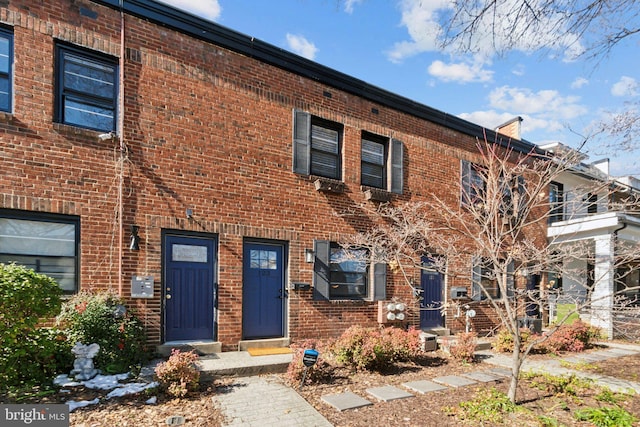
xmin=164 ymin=234 xmax=216 ymax=341
xmin=242 ymin=242 xmax=285 ymax=339
xmin=420 ymin=266 xmax=444 ymax=329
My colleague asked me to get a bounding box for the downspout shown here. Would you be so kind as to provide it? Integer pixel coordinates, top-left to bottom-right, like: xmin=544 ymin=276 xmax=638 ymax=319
xmin=117 ymin=0 xmax=126 ymax=296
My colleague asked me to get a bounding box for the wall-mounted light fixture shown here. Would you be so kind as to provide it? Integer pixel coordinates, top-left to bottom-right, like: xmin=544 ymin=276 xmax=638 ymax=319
xmin=98 ymin=131 xmax=116 ymax=141
xmin=186 ymin=208 xmax=193 ymax=219
xmin=129 ymin=225 xmax=140 ymax=251
xmin=304 ymin=248 xmax=314 ymax=263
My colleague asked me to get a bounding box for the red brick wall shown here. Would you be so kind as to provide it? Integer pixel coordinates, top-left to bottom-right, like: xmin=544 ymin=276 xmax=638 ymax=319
xmin=0 ymin=0 xmax=542 ymax=349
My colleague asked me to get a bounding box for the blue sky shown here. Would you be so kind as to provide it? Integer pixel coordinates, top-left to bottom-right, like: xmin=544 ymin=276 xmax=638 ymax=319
xmin=157 ymin=0 xmax=640 ymax=177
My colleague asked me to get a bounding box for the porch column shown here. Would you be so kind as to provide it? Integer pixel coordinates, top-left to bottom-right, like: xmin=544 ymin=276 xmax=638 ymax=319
xmin=591 ymin=235 xmax=614 ymax=339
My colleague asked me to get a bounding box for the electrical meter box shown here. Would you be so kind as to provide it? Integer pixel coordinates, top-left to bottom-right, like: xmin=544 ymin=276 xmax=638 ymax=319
xmin=131 ymin=275 xmax=154 ymax=298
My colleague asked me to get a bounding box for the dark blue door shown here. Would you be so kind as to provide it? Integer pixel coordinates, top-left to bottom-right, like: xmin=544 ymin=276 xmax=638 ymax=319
xmin=242 ymin=242 xmax=285 ymax=339
xmin=164 ymin=234 xmax=216 ymax=341
xmin=420 ymin=267 xmax=444 ymax=329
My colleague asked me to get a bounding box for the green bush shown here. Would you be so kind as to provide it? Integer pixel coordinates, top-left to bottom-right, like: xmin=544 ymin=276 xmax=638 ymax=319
xmin=330 ymin=325 xmax=422 ymax=371
xmin=0 ymin=263 xmax=69 ymax=389
xmin=57 ymin=291 xmax=150 ymax=374
xmin=575 ymin=406 xmax=637 ymax=427
xmin=155 ymin=349 xmax=200 ymax=397
xmin=492 ymin=327 xmax=534 ymax=353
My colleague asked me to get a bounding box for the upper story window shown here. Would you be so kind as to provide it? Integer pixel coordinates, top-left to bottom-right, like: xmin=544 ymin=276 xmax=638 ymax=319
xmin=360 ymin=132 xmax=404 ymax=194
xmin=586 ymin=192 xmax=598 ymax=214
xmin=549 ymin=182 xmax=564 ymax=223
xmin=0 ymin=28 xmax=13 ymax=112
xmin=0 ymin=210 xmax=80 ymax=294
xmin=312 ymin=240 xmax=387 ymax=301
xmin=461 ymin=160 xmax=486 ymax=206
xmin=55 ymin=44 xmax=118 ymax=132
xmin=293 ymin=110 xmax=342 ymax=180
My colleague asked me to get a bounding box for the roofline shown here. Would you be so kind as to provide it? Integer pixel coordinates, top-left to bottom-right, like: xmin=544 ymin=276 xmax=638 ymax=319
xmin=92 ymin=0 xmax=537 ymax=154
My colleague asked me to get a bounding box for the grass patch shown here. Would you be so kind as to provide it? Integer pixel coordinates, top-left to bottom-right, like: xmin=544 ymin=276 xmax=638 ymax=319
xmin=554 ymin=303 xmax=580 ymax=324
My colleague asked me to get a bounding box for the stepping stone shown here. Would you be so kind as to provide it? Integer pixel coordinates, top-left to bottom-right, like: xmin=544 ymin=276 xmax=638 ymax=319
xmin=597 ymin=350 xmax=626 ymax=360
xmin=562 ymin=356 xmax=589 ymax=364
xmin=432 ymin=375 xmax=477 ymax=388
xmin=462 ymin=371 xmax=502 ymax=383
xmin=402 ymin=380 xmax=447 ymax=394
xmin=575 ymin=353 xmax=609 ymax=362
xmin=366 ymin=385 xmax=414 ymax=402
xmin=486 ymin=367 xmax=512 ymax=377
xmin=321 ymin=392 xmax=372 ymax=411
xmin=605 ymin=348 xmax=637 ymax=357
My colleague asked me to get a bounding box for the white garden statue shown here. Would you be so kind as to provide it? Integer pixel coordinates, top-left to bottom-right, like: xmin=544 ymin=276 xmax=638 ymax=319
xmin=70 ymin=342 xmax=100 ymax=380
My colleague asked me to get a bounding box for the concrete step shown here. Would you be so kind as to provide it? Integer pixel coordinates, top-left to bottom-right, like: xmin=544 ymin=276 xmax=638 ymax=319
xmin=157 ymin=340 xmax=222 ymax=357
xmin=238 ymin=337 xmax=290 ymax=350
xmin=422 ymin=327 xmax=450 ymax=336
xmin=437 ymin=336 xmax=493 ymax=352
xmin=197 ymin=351 xmax=292 ymax=380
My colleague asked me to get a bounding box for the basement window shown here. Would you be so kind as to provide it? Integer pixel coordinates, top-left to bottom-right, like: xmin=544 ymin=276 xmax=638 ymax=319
xmin=0 ymin=210 xmax=80 ymax=294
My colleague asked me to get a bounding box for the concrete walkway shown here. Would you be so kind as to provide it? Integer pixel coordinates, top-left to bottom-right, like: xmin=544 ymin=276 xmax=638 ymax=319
xmin=209 ymin=342 xmax=640 ymax=426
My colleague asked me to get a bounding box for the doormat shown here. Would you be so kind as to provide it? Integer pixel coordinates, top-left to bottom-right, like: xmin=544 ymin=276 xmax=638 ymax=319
xmin=246 ymin=347 xmax=292 ymax=356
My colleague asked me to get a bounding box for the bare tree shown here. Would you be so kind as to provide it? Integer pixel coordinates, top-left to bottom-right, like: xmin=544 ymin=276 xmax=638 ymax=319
xmin=343 ymin=137 xmax=640 ymax=403
xmin=441 ymin=0 xmax=640 ymax=59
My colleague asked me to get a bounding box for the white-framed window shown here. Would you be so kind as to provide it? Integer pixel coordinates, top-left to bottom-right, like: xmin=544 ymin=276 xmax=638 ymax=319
xmin=0 ymin=210 xmax=80 ymax=294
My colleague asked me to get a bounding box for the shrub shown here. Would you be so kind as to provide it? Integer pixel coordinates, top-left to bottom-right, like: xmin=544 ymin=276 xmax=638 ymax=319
xmin=330 ymin=325 xmax=423 ymax=371
xmin=285 ymin=339 xmax=332 ymax=386
xmin=448 ymin=332 xmax=477 ymax=362
xmin=380 ymin=326 xmax=423 ymax=361
xmin=492 ymin=327 xmax=534 ymax=353
xmin=155 ymin=349 xmax=200 ymax=397
xmin=57 ymin=291 xmax=150 ymax=373
xmin=0 ymin=263 xmax=68 ymax=388
xmin=540 ymin=320 xmax=601 ymax=354
xmin=574 ymin=406 xmax=637 ymax=427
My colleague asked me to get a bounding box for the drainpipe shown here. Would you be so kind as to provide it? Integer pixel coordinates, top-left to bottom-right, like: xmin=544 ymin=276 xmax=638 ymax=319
xmin=117 ymin=0 xmax=126 ymax=296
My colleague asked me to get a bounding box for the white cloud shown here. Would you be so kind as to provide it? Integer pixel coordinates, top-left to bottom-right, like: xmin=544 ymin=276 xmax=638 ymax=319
xmin=285 ymin=34 xmax=318 ymax=60
xmin=570 ymin=77 xmax=589 ymax=89
xmin=387 ymin=0 xmax=584 ymax=63
xmin=155 ymin=0 xmax=222 ymax=21
xmin=386 ymin=0 xmax=449 ymax=63
xmin=344 ymin=0 xmax=364 ymax=14
xmin=427 ymin=59 xmax=493 ymax=83
xmin=512 ymin=64 xmax=525 ymax=76
xmin=488 ymin=86 xmax=587 ymax=119
xmin=611 ymin=76 xmax=639 ymax=97
xmin=458 ymin=110 xmax=564 ymax=136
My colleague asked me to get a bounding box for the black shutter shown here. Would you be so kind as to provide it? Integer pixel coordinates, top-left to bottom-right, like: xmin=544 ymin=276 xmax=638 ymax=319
xmin=313 ymin=240 xmax=330 ymax=300
xmin=292 ymin=109 xmax=311 ymax=175
xmin=471 ymin=256 xmax=483 ymax=301
xmin=373 ymin=263 xmax=387 ymax=301
xmin=461 ymin=160 xmax=471 ymax=206
xmin=390 ymin=139 xmax=403 ymax=194
xmin=506 ymin=260 xmax=515 ymax=298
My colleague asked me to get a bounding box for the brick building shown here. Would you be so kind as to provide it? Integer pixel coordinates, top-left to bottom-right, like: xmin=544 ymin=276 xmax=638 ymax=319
xmin=0 ymin=0 xmax=542 ymax=351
